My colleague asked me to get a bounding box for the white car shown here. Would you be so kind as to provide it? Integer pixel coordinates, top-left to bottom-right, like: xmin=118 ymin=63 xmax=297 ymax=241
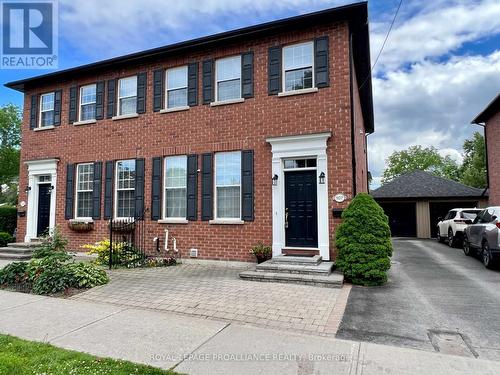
xmin=437 ymin=208 xmax=483 ymax=247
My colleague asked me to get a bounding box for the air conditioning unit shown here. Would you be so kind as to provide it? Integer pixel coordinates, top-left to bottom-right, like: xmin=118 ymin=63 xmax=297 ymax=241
xmin=190 ymin=248 xmax=198 ymax=258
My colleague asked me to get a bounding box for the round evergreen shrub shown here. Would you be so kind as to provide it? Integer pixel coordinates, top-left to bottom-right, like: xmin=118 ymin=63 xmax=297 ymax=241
xmin=0 ymin=231 xmax=14 ymax=247
xmin=335 ymin=193 xmax=393 ymax=286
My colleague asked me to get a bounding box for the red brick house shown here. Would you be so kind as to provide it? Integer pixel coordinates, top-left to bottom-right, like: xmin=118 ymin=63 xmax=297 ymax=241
xmin=5 ymin=2 xmax=373 ymax=262
xmin=472 ymin=93 xmax=500 ymax=206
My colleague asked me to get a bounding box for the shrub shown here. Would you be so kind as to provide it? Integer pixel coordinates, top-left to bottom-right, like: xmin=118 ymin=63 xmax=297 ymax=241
xmin=83 ymin=239 xmax=140 ymax=266
xmin=32 ymin=266 xmax=72 ymax=295
xmin=335 ymin=193 xmax=393 ymax=286
xmin=0 ymin=206 xmax=16 ymax=235
xmin=0 ymin=262 xmax=27 ymax=285
xmin=65 ymin=262 xmax=109 ymax=288
xmin=0 ymin=231 xmax=14 ymax=247
xmin=32 ymin=227 xmax=71 ymax=263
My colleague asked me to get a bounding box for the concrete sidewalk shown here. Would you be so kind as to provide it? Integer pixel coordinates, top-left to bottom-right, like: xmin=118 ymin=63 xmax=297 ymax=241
xmin=0 ymin=290 xmax=499 ymax=375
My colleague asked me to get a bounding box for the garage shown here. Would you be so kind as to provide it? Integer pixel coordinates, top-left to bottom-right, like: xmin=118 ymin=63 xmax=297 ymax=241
xmin=371 ymin=170 xmax=488 ymax=239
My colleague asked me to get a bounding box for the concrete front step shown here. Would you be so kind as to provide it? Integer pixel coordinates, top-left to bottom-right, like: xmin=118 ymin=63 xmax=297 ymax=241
xmin=256 ymin=261 xmax=334 ymax=275
xmin=0 ymin=251 xmax=33 ymax=260
xmin=7 ymin=242 xmax=42 ymax=249
xmin=239 ymin=270 xmax=343 ymax=288
xmin=269 ymin=254 xmax=322 ymax=265
xmin=0 ymin=247 xmax=33 ymax=255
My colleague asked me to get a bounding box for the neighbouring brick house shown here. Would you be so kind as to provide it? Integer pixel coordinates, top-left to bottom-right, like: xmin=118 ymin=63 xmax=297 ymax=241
xmin=472 ymin=94 xmax=500 ymax=206
xmin=6 ymin=2 xmax=373 ymax=262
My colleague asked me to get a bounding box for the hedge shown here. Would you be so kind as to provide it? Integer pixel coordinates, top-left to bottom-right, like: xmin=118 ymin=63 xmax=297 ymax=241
xmin=0 ymin=206 xmax=16 ymax=235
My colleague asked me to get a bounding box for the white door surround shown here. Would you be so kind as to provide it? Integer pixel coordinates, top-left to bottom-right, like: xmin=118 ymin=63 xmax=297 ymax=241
xmin=266 ymin=132 xmax=331 ymax=260
xmin=25 ymin=159 xmax=59 ymax=242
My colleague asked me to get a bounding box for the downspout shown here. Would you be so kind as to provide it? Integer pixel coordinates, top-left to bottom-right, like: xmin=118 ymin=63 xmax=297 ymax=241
xmin=478 ymin=123 xmax=490 ymax=197
xmin=349 ymin=32 xmax=357 ymax=196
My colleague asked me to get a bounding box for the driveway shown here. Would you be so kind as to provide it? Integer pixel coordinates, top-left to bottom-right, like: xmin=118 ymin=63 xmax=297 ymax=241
xmin=337 ymin=238 xmax=500 ymax=361
xmin=73 ymin=263 xmax=348 ymax=336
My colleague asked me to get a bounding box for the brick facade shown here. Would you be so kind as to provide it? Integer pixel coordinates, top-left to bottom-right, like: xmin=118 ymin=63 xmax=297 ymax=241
xmin=14 ymin=18 xmax=370 ymax=262
xmin=486 ymin=111 xmax=500 ymax=206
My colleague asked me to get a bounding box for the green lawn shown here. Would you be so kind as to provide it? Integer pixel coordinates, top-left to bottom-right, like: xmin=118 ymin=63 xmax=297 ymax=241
xmin=0 ymin=334 xmax=181 ymax=375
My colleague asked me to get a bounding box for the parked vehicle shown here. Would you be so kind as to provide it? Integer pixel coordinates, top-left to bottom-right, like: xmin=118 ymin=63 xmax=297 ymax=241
xmin=437 ymin=208 xmax=482 ymax=247
xmin=463 ymin=207 xmax=500 ymax=268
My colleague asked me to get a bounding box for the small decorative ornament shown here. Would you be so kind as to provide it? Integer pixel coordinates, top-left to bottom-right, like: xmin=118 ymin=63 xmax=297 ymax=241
xmin=334 ymin=193 xmax=346 ymax=203
xmin=20 ymin=201 xmax=26 ymax=207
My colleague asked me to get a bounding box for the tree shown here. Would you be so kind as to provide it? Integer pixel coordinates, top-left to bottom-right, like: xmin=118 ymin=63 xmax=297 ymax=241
xmin=382 ymin=145 xmax=461 ymax=185
xmin=460 ymin=132 xmax=487 ymax=188
xmin=335 ymin=193 xmax=392 ymax=286
xmin=0 ymin=104 xmax=22 ymax=204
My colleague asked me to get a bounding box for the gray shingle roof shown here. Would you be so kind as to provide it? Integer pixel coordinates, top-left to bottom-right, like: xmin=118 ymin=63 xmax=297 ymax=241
xmin=371 ymin=170 xmax=487 ymax=199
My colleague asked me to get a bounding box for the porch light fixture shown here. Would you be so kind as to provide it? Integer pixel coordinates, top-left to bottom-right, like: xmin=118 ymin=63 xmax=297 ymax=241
xmin=319 ymin=172 xmax=326 ymax=184
xmin=48 ymin=185 xmax=55 ymax=194
xmin=24 ymin=186 xmax=31 ymax=193
xmin=272 ymin=174 xmax=279 ymax=186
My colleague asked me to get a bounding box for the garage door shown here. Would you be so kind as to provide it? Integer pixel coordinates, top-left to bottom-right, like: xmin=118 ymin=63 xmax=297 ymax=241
xmin=379 ymin=202 xmax=417 ymax=237
xmin=429 ymin=201 xmax=478 ymax=238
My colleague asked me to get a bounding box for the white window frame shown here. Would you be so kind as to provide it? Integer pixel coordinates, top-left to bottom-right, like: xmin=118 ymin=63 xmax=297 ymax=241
xmin=114 ymin=159 xmax=136 ymax=219
xmin=282 ymin=41 xmax=315 ymax=93
xmin=165 ymin=66 xmax=188 ymax=109
xmin=74 ymin=163 xmax=94 ymax=220
xmin=117 ymin=76 xmax=138 ymax=116
xmin=163 ymin=155 xmax=188 ymax=220
xmin=79 ymin=84 xmax=97 ymax=122
xmin=39 ymin=92 xmax=55 ymax=128
xmin=215 ymin=55 xmax=242 ymax=102
xmin=214 ymin=151 xmax=242 ymax=221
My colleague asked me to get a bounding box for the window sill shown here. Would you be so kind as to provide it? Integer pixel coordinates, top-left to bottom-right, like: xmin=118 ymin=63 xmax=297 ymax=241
xmin=158 ymin=218 xmax=189 ymax=224
xmin=112 ymin=113 xmax=139 ymax=121
xmin=209 ymin=219 xmax=245 ymax=225
xmin=70 ymin=218 xmax=94 ymax=224
xmin=160 ymin=106 xmax=190 ymax=114
xmin=73 ymin=119 xmax=96 ymax=126
xmin=210 ymin=98 xmax=245 ymax=107
xmin=278 ymin=87 xmax=319 ymax=97
xmin=33 ymin=125 xmax=55 ymax=131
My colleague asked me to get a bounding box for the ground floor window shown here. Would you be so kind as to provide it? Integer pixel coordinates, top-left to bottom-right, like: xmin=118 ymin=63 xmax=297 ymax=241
xmin=215 ymin=151 xmax=241 ymax=219
xmin=115 ymin=160 xmax=136 ymax=218
xmin=164 ymin=155 xmax=187 ymax=218
xmin=75 ymin=163 xmax=93 ymax=218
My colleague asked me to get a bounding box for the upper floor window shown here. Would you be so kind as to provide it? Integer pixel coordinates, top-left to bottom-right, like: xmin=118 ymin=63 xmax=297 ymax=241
xmin=115 ymin=160 xmax=135 ymax=218
xmin=215 ymin=151 xmax=241 ymax=219
xmin=118 ymin=76 xmax=137 ymax=116
xmin=164 ymin=155 xmax=187 ymax=219
xmin=79 ymin=84 xmax=97 ymax=121
xmin=283 ymin=41 xmax=314 ymax=92
xmin=215 ymin=56 xmax=241 ymax=102
xmin=166 ymin=66 xmax=188 ymax=109
xmin=39 ymin=92 xmax=55 ymax=127
xmin=75 ymin=163 xmax=94 ymax=219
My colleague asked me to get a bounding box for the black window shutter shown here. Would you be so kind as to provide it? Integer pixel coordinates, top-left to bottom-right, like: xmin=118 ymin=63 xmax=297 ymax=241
xmin=134 ymin=158 xmax=145 ymax=219
xmin=30 ymin=94 xmax=38 ymax=129
xmin=95 ymin=81 xmax=105 ymax=120
xmin=92 ymin=162 xmax=102 ymax=220
xmin=241 ymin=150 xmax=254 ymax=221
xmin=201 ymin=153 xmax=213 ymax=220
xmin=314 ymin=36 xmax=330 ymax=88
xmin=202 ymin=59 xmax=214 ymax=104
xmin=268 ymin=46 xmax=282 ymax=95
xmin=153 ymin=69 xmax=164 ymax=112
xmin=241 ymin=52 xmax=254 ymax=98
xmin=104 ymin=161 xmax=114 ymax=219
xmin=106 ymin=79 xmax=116 ymax=118
xmin=69 ymin=87 xmax=78 ymax=124
xmin=188 ymin=62 xmax=198 ymax=107
xmin=187 ymin=154 xmax=198 ymax=221
xmin=136 ymin=73 xmax=147 ymax=114
xmin=65 ymin=164 xmax=75 ymax=220
xmin=53 ymin=89 xmax=62 ymax=126
xmin=151 ymin=157 xmax=162 ymax=220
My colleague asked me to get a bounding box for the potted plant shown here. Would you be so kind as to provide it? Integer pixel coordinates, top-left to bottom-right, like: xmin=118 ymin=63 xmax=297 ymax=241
xmin=250 ymin=243 xmax=272 ymax=264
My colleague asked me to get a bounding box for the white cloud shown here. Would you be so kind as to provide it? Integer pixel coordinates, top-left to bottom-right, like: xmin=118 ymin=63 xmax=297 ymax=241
xmin=368 ymin=51 xmax=500 ymax=185
xmin=371 ymin=0 xmax=500 ymax=71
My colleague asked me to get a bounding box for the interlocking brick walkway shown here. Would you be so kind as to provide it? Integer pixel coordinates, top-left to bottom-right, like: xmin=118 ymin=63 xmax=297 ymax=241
xmin=73 ymin=263 xmax=347 ymax=336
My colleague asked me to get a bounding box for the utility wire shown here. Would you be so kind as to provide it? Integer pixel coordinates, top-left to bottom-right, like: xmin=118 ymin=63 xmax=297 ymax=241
xmin=359 ymin=0 xmax=404 ymax=90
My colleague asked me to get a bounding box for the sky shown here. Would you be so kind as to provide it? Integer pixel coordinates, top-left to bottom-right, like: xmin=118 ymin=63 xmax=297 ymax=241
xmin=1 ymin=0 xmax=499 ymax=188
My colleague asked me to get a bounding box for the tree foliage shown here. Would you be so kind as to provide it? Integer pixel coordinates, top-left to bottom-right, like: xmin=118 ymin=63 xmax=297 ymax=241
xmin=382 ymin=145 xmax=461 ymax=185
xmin=335 ymin=193 xmax=392 ymax=286
xmin=460 ymin=131 xmax=487 ymax=188
xmin=0 ymin=104 xmax=21 ymax=191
